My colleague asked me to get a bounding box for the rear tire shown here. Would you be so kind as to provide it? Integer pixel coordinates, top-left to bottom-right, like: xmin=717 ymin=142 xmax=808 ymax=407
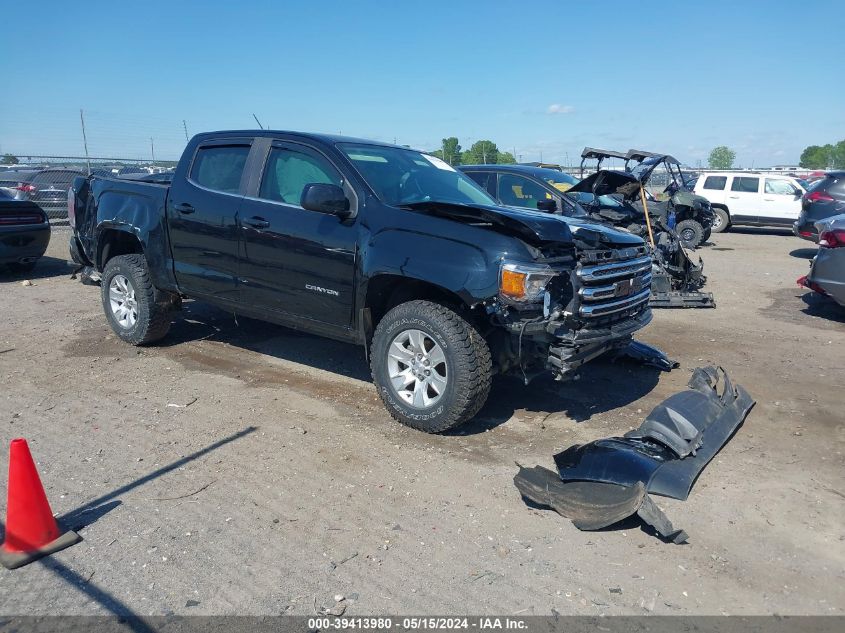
xmin=711 ymin=208 xmax=730 ymax=233
xmin=371 ymin=300 xmax=492 ymax=433
xmin=101 ymin=254 xmax=173 ymax=345
xmin=676 ymin=219 xmax=704 ymax=248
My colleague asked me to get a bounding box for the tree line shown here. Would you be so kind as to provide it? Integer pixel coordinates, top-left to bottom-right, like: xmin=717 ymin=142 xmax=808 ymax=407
xmin=429 ymin=138 xmax=516 ymax=166
xmin=799 ymin=140 xmax=845 ymax=170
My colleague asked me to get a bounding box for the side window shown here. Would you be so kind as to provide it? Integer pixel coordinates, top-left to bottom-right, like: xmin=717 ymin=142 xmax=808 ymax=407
xmin=190 ymin=145 xmax=250 ymax=193
xmin=764 ymin=179 xmax=797 ymax=195
xmin=730 ymin=177 xmax=760 ymax=193
xmin=258 ymin=147 xmax=343 ymax=205
xmin=497 ymin=174 xmax=548 ymax=209
xmin=703 ymin=176 xmax=727 ymax=190
xmin=464 ymin=171 xmax=491 ymax=193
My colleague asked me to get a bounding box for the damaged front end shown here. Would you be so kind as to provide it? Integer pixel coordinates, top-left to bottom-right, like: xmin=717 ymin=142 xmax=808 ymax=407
xmin=487 ymin=224 xmax=658 ymax=382
xmin=649 ymin=231 xmax=715 ymax=309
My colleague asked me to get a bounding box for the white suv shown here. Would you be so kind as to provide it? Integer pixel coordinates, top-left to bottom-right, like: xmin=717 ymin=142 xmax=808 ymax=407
xmin=691 ymin=172 xmax=806 ymax=233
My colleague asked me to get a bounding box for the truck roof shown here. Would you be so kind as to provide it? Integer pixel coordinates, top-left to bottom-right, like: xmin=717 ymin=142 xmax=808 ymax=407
xmin=193 ymin=129 xmax=413 ymax=150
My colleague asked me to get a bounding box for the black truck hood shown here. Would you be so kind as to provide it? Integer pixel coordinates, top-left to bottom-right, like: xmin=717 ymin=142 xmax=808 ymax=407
xmin=402 ymin=200 xmax=644 ymax=248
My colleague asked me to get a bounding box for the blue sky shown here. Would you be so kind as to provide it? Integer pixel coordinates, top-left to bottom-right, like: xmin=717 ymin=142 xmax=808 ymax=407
xmin=2 ymin=0 xmax=842 ymax=166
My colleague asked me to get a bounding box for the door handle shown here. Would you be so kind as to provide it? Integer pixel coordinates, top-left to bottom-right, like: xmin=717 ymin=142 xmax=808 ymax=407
xmin=174 ymin=202 xmax=195 ymax=214
xmin=244 ymin=216 xmax=270 ymax=229
xmin=763 ymin=198 xmax=774 ymax=201
xmin=728 ymin=195 xmax=740 ymax=199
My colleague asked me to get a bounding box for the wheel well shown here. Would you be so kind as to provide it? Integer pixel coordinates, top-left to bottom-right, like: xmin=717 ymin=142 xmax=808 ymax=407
xmin=98 ymin=230 xmax=143 ymax=269
xmin=711 ymin=204 xmax=730 ymax=216
xmin=366 ymin=275 xmax=470 ymax=329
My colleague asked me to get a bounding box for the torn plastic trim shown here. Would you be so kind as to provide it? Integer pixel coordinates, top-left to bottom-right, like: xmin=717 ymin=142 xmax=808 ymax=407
xmin=554 ymin=366 xmax=755 ymax=500
xmin=513 ymin=465 xmax=688 ymax=543
xmin=614 ymin=340 xmax=679 ymax=372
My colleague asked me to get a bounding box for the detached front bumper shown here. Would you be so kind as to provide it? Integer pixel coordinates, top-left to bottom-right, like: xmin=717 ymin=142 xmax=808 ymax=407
xmin=555 ymin=366 xmax=755 ymax=500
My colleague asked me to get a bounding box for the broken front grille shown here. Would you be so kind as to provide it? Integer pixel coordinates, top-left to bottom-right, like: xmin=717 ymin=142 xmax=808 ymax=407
xmin=576 ymin=251 xmax=652 ymax=319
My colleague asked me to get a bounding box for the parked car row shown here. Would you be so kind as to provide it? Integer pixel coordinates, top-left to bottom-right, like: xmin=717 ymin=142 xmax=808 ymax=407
xmin=0 ymin=166 xmax=176 ymax=222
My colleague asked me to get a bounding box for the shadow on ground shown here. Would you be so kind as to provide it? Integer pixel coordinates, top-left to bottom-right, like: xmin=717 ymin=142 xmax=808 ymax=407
xmin=789 ymin=247 xmax=818 ymax=259
xmin=0 ymin=256 xmax=73 ymax=282
xmin=124 ymin=300 xmax=667 ymax=435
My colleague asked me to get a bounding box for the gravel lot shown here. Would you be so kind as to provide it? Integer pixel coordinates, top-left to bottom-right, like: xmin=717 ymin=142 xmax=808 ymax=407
xmin=0 ymin=228 xmax=842 ymax=616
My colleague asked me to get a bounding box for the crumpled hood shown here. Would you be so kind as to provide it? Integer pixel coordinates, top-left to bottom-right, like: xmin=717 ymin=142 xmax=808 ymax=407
xmin=404 ymin=200 xmax=644 ymax=248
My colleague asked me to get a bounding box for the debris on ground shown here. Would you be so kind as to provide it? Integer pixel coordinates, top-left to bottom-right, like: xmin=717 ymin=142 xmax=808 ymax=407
xmin=515 ymin=366 xmax=753 ymax=542
xmin=614 ymin=340 xmax=680 ymax=372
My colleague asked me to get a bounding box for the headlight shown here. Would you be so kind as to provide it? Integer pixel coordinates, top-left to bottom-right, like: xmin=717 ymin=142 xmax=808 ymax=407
xmin=500 ymin=261 xmax=557 ymax=303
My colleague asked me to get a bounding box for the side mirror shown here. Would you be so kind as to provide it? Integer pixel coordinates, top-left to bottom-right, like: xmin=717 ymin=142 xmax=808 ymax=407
xmin=301 ymin=183 xmax=350 ymax=218
xmin=536 ymin=198 xmax=557 ymax=212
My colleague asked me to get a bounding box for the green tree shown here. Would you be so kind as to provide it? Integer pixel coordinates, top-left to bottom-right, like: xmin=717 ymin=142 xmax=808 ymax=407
xmin=799 ymin=144 xmax=832 ymax=169
xmin=462 ymin=140 xmax=499 ymax=165
xmin=830 ymin=140 xmax=845 ymax=169
xmin=440 ymin=137 xmax=462 ymax=165
xmin=707 ymin=146 xmax=736 ymax=169
xmin=497 ymin=151 xmax=516 ymax=165
xmin=1 ymin=154 xmax=19 ymax=165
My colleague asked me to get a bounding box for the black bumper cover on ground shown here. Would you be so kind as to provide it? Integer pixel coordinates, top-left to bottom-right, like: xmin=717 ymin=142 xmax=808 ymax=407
xmin=554 ymin=366 xmax=755 ymax=500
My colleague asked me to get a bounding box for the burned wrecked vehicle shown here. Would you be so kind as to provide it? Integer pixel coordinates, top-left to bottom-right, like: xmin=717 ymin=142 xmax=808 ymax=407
xmin=579 ymin=148 xmax=715 ymax=249
xmin=70 ymin=130 xmax=661 ymax=433
xmin=566 ymin=169 xmax=715 ymax=308
xmin=459 ymin=164 xmax=713 ymax=308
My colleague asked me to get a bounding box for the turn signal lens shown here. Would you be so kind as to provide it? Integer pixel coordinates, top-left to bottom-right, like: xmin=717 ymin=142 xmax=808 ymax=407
xmin=499 ymin=262 xmax=556 ymax=303
xmin=501 ymin=268 xmax=528 ymax=299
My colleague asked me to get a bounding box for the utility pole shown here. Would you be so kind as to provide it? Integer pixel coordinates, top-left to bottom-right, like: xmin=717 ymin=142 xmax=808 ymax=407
xmin=182 ymin=120 xmax=189 ymax=142
xmin=150 ymin=138 xmax=156 ymax=165
xmin=79 ymin=109 xmax=91 ymax=176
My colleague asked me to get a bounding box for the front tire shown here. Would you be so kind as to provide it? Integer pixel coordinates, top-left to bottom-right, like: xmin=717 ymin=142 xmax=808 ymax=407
xmin=710 ymin=207 xmax=730 ymax=233
xmin=676 ymin=219 xmax=704 ymax=248
xmin=371 ymin=300 xmax=492 ymax=433
xmin=101 ymin=254 xmax=173 ymax=345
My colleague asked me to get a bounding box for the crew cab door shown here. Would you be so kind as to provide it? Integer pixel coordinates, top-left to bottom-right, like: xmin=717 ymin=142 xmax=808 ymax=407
xmin=725 ymin=175 xmax=760 ymax=222
xmin=760 ymin=178 xmax=802 ymax=224
xmin=237 ymin=139 xmax=357 ymax=328
xmin=167 ymin=139 xmax=253 ymax=301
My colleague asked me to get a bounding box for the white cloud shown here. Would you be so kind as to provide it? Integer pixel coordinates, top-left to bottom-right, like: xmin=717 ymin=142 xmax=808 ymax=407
xmin=546 ymin=104 xmax=575 ymax=115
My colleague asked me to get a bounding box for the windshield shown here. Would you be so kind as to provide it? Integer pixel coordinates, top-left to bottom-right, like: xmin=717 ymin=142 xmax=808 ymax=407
xmin=338 ymin=143 xmax=496 ymax=207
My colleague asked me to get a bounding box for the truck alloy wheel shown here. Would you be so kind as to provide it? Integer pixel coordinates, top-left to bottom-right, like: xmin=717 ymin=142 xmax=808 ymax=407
xmin=108 ymin=274 xmax=138 ymax=329
xmin=100 ymin=254 xmax=173 ymax=345
xmin=387 ymin=329 xmax=448 ymax=408
xmin=371 ymin=300 xmax=492 ymax=433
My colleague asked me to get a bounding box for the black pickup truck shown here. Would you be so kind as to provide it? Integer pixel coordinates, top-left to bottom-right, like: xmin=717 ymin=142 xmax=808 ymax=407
xmin=69 ymin=130 xmax=654 ymax=432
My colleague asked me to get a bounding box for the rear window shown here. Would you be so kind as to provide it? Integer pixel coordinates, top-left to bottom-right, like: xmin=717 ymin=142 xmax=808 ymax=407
xmin=814 ymin=175 xmax=844 ymax=193
xmin=190 ymin=145 xmax=250 ymax=194
xmin=703 ymin=176 xmax=727 ymax=190
xmin=730 ymin=177 xmax=759 ymax=193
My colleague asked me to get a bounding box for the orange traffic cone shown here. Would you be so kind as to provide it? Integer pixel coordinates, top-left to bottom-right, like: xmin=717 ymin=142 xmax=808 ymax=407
xmin=0 ymin=438 xmax=80 ymax=569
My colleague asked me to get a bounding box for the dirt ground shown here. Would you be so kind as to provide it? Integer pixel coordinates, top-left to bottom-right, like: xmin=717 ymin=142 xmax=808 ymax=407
xmin=0 ymin=227 xmax=842 ymax=617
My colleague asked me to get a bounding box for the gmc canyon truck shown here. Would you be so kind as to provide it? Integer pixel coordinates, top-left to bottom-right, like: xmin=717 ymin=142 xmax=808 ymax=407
xmin=69 ymin=130 xmax=654 ymax=433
